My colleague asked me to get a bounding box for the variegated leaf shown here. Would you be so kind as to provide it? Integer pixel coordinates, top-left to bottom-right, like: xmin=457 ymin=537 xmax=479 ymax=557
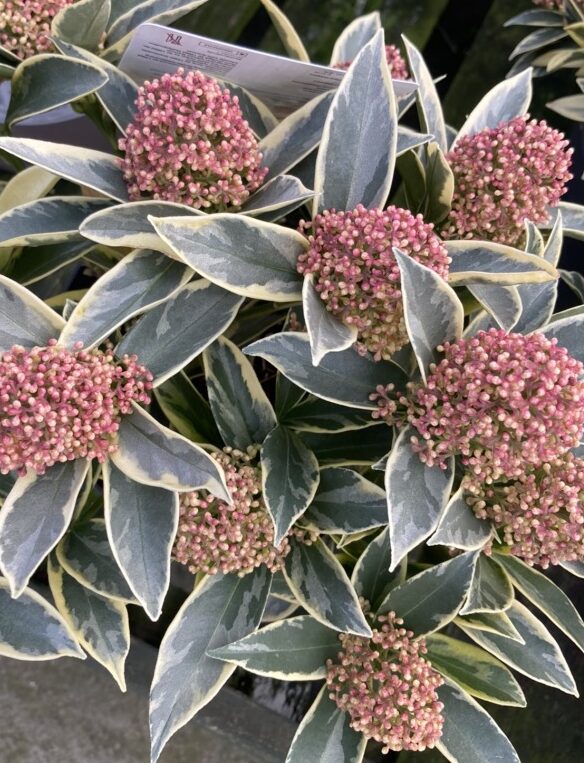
xmin=446 ymin=240 xmax=557 ymax=285
xmin=0 ymin=166 xmax=58 ymax=214
xmin=240 ymin=175 xmax=313 ymax=217
xmin=435 ymin=679 xmax=521 ymax=763
xmin=59 ymin=249 xmax=190 ymax=349
xmin=154 ymin=372 xmax=221 ymax=445
xmin=424 ymin=141 xmax=455 ymax=223
xmin=0 ymin=137 xmax=129 ymax=202
xmin=395 ymin=250 xmax=463 ymax=380
xmin=203 ymin=335 xmax=277 ymax=449
xmin=209 ymin=615 xmax=338 ymax=680
xmin=378 ymin=551 xmax=478 ymax=636
xmin=47 ymin=554 xmax=129 ymax=690
xmin=286 ymin=686 xmax=366 ymax=763
xmin=281 ymin=396 xmax=373 ymax=433
xmin=52 ymin=0 xmax=111 ymax=50
xmin=219 ymin=81 xmax=277 ymax=138
xmin=459 ymin=601 xmax=578 ymax=695
xmin=0 ymin=273 xmax=65 ymax=350
xmin=0 ymin=577 xmax=84 ymax=660
xmin=151 ymin=214 xmax=305 ymax=301
xmin=456 ymin=611 xmax=525 ymax=643
xmin=112 ymin=405 xmax=229 ymax=500
xmin=467 ymin=284 xmax=522 ymax=332
xmin=459 ymin=556 xmax=514 ymax=615
xmin=7 ymin=240 xmax=94 ymax=286
xmin=561 ymin=559 xmax=584 ymax=577
xmin=314 ymin=30 xmax=397 ymax=214
xmin=385 ymin=426 xmax=454 ymax=571
xmin=7 ymin=54 xmax=107 ymax=127
xmin=542 ymin=312 xmax=584 ymax=364
xmin=403 ymin=36 xmax=448 ymax=152
xmin=302 ymin=467 xmax=386 ymax=535
xmin=259 ymin=91 xmax=335 ymax=181
xmin=149 ymin=567 xmax=271 ymax=762
xmin=261 ymin=425 xmax=319 ymax=545
xmin=283 ymin=537 xmax=371 ymax=637
xmin=244 ymin=332 xmax=407 ymax=409
xmin=351 ymin=527 xmax=405 ymax=611
xmin=0 ymin=196 xmax=110 ymax=248
xmin=299 ymin=425 xmax=391 ymax=467
xmin=454 ymin=68 xmax=533 ymax=144
xmin=260 ymin=0 xmax=310 ymax=62
xmin=56 ymin=518 xmax=136 ymax=603
xmin=330 ymin=11 xmax=381 ymax=66
xmin=396 ymin=126 xmax=433 ymax=156
xmin=0 ymin=461 xmax=89 ymax=597
xmin=117 ymin=280 xmax=243 ymax=386
xmin=428 ymin=487 xmax=493 ymax=551
xmin=303 ymin=276 xmax=357 ymax=365
xmin=426 ymin=634 xmax=525 ymax=707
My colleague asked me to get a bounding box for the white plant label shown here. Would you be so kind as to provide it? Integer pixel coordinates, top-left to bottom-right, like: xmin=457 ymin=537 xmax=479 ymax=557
xmin=120 ymin=23 xmax=415 ymax=118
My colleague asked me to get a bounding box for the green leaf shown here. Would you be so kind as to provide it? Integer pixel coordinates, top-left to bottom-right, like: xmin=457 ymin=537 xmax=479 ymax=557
xmin=259 ymin=91 xmax=335 ymax=181
xmin=47 ymin=554 xmax=129 ymax=690
xmin=542 ymin=311 xmax=584 ymax=364
xmin=0 ymin=577 xmax=84 ymax=660
xmin=378 ymin=551 xmax=478 ymax=636
xmin=154 ymin=372 xmax=221 ymax=445
xmin=56 ymin=518 xmax=136 ymax=603
xmin=52 ymin=0 xmax=111 ymax=50
xmin=435 ymin=679 xmax=521 ymax=763
xmin=302 ymin=467 xmax=386 ymax=534
xmin=459 ymin=601 xmax=578 ymax=695
xmin=548 ymin=93 xmax=584 ymax=121
xmin=7 ymin=54 xmax=107 ymax=127
xmin=385 ymin=426 xmax=454 ymax=571
xmin=0 ymin=461 xmax=89 ymax=598
xmin=423 ymin=141 xmax=454 ymax=223
xmin=203 ymin=335 xmax=277 ymax=449
xmin=467 ymin=284 xmax=522 ymax=332
xmin=330 ymin=11 xmax=381 ymax=66
xmin=151 ymin=214 xmax=305 ymax=302
xmin=547 ymin=201 xmax=584 ymax=241
xmin=454 ymin=68 xmax=532 ymax=143
xmin=403 ymin=36 xmax=448 ymax=152
xmin=245 ymin=332 xmax=407 ymax=409
xmin=505 ymin=9 xmax=565 ymax=26
xmin=351 ymin=527 xmax=405 ymax=611
xmin=0 ymin=273 xmax=65 ymax=350
xmin=428 ymin=487 xmax=492 ymax=551
xmin=303 ymin=276 xmax=357 ymax=365
xmin=111 ymin=404 xmax=229 ymax=500
xmin=0 ymin=137 xmax=129 ymax=202
xmin=314 ymin=30 xmax=397 ymax=214
xmin=281 ymin=395 xmax=373 ymax=433
xmin=495 ymin=553 xmax=584 ymax=654
xmin=395 ymin=249 xmax=463 ymax=381
xmin=240 ymin=175 xmax=313 ymax=217
xmin=103 ymin=463 xmax=178 ymax=621
xmin=459 ymin=556 xmax=514 ymax=615
xmin=209 ymin=615 xmax=338 ymax=679
xmin=259 ymin=0 xmax=310 ymax=62
xmin=6 ymin=240 xmax=94 ymax=286
xmin=300 ymin=425 xmax=391 ymax=466
xmin=426 ymin=633 xmax=526 ymax=707
xmin=561 ymin=559 xmax=584 ymax=577
xmin=149 ymin=567 xmax=271 ymax=762
xmin=220 ymin=81 xmax=277 ymax=139
xmin=283 ymin=537 xmax=372 ymax=637
xmin=455 ymin=611 xmax=524 ymax=643
xmin=59 ymin=249 xmax=190 ymax=349
xmin=445 ymin=240 xmax=558 ymax=285
xmin=117 ymin=280 xmax=244 ymax=386
xmin=261 ymin=425 xmax=320 ymax=545
xmin=286 ymin=686 xmax=366 ymax=763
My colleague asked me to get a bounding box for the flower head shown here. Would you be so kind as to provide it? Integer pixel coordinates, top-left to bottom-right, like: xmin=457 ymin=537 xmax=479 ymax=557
xmin=0 ymin=340 xmax=152 ymax=476
xmin=335 ymin=44 xmax=410 ymax=79
xmin=406 ymin=329 xmax=584 ymax=483
xmin=174 ymin=447 xmax=317 ymax=576
xmin=297 ymin=205 xmax=450 ymax=360
xmin=467 ymin=453 xmax=584 ymax=568
xmin=0 ymin=0 xmax=76 ymax=59
xmin=442 ymin=116 xmax=572 ymax=246
xmin=326 ymin=608 xmax=444 ymax=753
xmin=119 ymin=68 xmax=268 ymax=210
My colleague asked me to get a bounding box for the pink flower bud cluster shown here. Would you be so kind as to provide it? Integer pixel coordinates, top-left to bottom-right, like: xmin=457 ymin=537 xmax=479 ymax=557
xmin=466 ymin=453 xmax=584 ymax=568
xmin=119 ymin=68 xmax=268 ymax=211
xmin=442 ymin=116 xmax=572 ymax=246
xmin=405 ymin=329 xmax=584 ymax=483
xmin=532 ymin=0 xmax=578 ymax=9
xmin=297 ymin=205 xmax=450 ymax=361
xmin=174 ymin=447 xmax=317 ymax=576
xmin=326 ymin=609 xmax=444 ymax=753
xmin=0 ymin=340 xmax=152 ymax=476
xmin=0 ymin=0 xmax=75 ymax=59
xmin=335 ymin=44 xmax=410 ymax=80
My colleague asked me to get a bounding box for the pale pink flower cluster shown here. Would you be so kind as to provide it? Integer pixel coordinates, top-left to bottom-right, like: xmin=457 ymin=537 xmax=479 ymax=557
xmin=335 ymin=44 xmax=410 ymax=80
xmin=174 ymin=447 xmax=317 ymax=576
xmin=442 ymin=116 xmax=572 ymax=246
xmin=297 ymin=205 xmax=450 ymax=361
xmin=119 ymin=69 xmax=268 ymax=211
xmin=405 ymin=329 xmax=584 ymax=483
xmin=0 ymin=340 xmax=152 ymax=476
xmin=0 ymin=0 xmax=75 ymax=59
xmin=532 ymin=0 xmax=578 ymax=9
xmin=326 ymin=609 xmax=444 ymax=753
xmin=467 ymin=453 xmax=584 ymax=568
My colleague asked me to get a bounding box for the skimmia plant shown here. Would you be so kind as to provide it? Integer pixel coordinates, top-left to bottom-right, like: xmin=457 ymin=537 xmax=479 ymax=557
xmin=1 ymin=4 xmax=584 ymax=763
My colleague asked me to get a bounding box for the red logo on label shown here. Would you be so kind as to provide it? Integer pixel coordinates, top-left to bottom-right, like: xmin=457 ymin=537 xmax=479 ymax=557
xmin=166 ymin=33 xmax=183 ymax=46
